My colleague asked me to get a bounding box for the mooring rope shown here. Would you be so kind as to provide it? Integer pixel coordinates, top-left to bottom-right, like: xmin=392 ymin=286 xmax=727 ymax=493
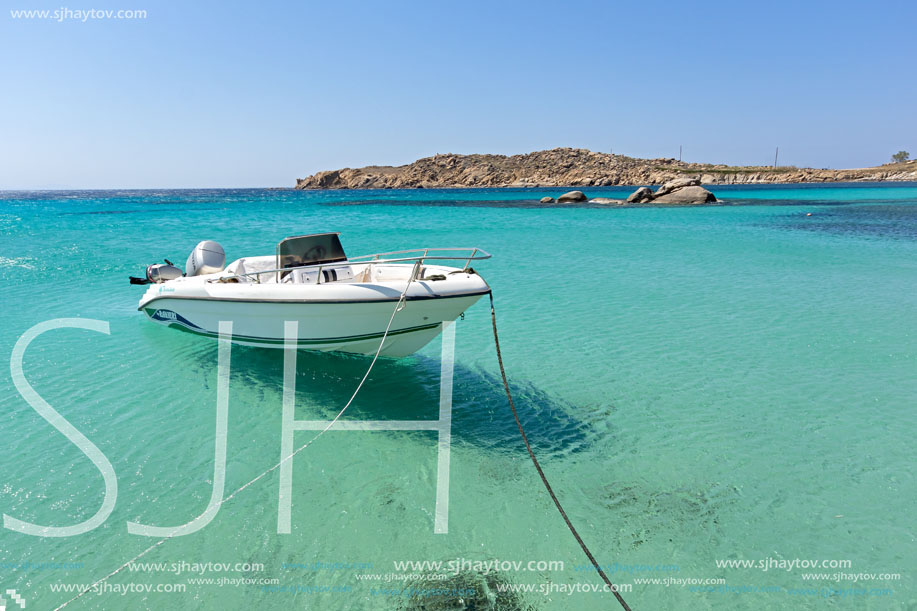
xmin=488 ymin=293 xmax=633 ymax=611
xmin=53 ymin=271 xmax=416 ymax=610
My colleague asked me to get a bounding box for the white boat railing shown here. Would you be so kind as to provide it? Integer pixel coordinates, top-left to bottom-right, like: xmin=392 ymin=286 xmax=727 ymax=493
xmin=214 ymin=247 xmax=491 ymax=285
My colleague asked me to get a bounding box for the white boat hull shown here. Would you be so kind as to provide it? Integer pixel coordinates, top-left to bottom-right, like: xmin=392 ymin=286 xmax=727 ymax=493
xmin=138 ymin=269 xmax=489 ymax=357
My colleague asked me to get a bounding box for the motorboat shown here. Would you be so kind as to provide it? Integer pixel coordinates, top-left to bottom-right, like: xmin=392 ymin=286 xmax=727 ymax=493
xmin=132 ymin=233 xmax=491 ymax=357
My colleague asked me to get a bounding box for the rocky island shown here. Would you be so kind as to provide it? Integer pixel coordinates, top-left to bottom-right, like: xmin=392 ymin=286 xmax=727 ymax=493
xmin=296 ymin=148 xmax=917 ymax=193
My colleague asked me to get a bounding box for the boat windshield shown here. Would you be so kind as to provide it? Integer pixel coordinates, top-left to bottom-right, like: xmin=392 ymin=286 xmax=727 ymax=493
xmin=277 ymin=233 xmax=348 ymax=269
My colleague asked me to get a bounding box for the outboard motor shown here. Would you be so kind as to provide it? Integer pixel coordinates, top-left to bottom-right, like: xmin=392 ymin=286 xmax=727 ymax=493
xmin=129 ymin=260 xmax=183 ymax=285
xmin=146 ymin=263 xmax=183 ymax=283
xmin=185 ymin=240 xmax=225 ymax=277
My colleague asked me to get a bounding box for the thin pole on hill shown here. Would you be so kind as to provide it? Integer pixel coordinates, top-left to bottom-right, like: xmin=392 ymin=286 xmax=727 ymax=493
xmin=774 ymin=147 xmax=779 ymax=168
xmin=679 ymin=145 xmax=682 ymax=161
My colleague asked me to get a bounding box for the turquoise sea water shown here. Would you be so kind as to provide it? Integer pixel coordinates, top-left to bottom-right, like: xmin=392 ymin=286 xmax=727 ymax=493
xmin=0 ymin=183 xmax=914 ymax=610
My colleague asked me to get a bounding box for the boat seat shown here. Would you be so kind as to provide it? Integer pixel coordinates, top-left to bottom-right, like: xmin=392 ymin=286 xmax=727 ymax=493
xmin=233 ymin=256 xmax=277 ymax=283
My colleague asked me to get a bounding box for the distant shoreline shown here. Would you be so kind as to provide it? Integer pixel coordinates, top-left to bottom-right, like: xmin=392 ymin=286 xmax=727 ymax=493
xmin=295 ymin=148 xmax=917 ymax=190
xmin=287 ymin=179 xmax=917 ymax=192
xmin=2 ymin=180 xmax=916 ymax=194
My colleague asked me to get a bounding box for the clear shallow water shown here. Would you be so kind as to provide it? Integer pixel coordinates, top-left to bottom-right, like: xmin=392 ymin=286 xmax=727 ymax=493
xmin=0 ymin=183 xmax=914 ymax=610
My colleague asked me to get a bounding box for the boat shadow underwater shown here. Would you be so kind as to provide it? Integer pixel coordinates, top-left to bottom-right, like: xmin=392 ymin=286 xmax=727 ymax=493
xmin=184 ymin=340 xmax=601 ymax=459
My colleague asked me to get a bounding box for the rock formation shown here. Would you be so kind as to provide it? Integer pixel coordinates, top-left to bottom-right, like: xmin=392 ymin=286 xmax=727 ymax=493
xmin=557 ymin=190 xmax=587 ymax=203
xmin=653 ymin=185 xmax=716 ymax=204
xmin=626 ymin=178 xmax=717 ymax=205
xmin=295 ymin=148 xmax=917 ymax=190
xmin=626 ymin=187 xmax=654 ymax=203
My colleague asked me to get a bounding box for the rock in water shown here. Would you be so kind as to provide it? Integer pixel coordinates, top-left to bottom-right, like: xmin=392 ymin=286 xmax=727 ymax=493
xmin=654 ymin=177 xmax=701 ymax=197
xmin=557 ymin=190 xmax=587 ymax=203
xmin=540 ymin=196 xmax=556 ymax=203
xmin=626 ymin=186 xmax=654 ymax=203
xmin=652 ymin=185 xmax=717 ymax=204
xmin=627 ymin=180 xmax=716 ymax=204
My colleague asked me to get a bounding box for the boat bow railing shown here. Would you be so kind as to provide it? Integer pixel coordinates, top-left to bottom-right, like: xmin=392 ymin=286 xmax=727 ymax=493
xmin=213 ymin=247 xmax=491 ymax=284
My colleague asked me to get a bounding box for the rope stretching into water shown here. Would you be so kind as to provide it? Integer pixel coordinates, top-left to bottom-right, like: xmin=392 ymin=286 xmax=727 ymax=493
xmin=53 ymin=271 xmax=417 ymax=610
xmin=488 ymin=293 xmax=632 ymax=611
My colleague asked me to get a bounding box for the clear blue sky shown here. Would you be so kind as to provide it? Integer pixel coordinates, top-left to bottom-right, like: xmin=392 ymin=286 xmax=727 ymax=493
xmin=1 ymin=0 xmax=914 ymax=188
